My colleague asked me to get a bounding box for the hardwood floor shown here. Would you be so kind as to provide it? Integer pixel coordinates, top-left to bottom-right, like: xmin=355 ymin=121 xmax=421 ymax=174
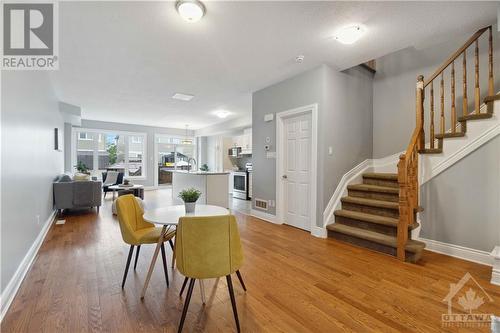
xmin=2 ymin=189 xmax=499 ymax=332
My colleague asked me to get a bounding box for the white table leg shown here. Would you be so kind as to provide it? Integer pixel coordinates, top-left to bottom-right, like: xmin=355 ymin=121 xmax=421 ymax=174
xmin=112 ymin=189 xmax=116 ymax=200
xmin=141 ymin=225 xmax=168 ymax=299
xmin=199 ymin=280 xmax=206 ymax=304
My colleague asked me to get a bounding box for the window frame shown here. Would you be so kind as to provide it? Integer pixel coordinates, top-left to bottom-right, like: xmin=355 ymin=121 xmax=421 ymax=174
xmin=72 ymin=128 xmax=147 ymax=180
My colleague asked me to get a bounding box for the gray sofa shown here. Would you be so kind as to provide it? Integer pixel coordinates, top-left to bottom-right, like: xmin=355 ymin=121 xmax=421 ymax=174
xmin=53 ymin=174 xmax=102 ymax=214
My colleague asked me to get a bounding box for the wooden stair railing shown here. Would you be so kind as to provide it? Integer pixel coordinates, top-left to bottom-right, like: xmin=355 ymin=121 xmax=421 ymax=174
xmin=397 ymin=26 xmax=495 ymax=261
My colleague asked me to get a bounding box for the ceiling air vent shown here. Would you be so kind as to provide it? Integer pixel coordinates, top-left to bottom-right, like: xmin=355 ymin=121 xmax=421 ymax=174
xmin=255 ymin=198 xmax=268 ymax=211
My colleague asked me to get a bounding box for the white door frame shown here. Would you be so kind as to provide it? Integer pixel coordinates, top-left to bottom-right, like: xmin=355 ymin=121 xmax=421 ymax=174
xmin=276 ymin=103 xmax=318 ymax=233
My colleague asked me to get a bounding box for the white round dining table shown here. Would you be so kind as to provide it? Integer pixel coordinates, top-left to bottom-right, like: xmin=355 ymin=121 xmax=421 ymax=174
xmin=140 ymin=205 xmax=230 ymax=299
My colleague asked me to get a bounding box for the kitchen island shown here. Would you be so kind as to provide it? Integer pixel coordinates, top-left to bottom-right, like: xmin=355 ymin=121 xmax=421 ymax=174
xmin=172 ymin=171 xmax=230 ymax=208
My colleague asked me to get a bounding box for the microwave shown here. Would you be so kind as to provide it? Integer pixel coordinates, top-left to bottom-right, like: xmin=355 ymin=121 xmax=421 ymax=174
xmin=228 ymin=147 xmax=241 ymax=157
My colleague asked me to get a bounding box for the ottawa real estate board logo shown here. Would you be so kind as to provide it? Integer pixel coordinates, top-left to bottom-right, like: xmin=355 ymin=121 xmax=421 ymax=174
xmin=442 ymin=272 xmax=494 ymax=328
xmin=1 ymin=1 xmax=58 ymax=70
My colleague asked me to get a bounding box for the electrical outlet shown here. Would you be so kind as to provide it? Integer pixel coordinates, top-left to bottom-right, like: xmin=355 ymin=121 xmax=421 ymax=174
xmin=36 ymin=215 xmax=40 ymax=225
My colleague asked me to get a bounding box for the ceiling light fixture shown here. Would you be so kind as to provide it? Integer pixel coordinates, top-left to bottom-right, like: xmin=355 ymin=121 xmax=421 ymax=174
xmin=176 ymin=0 xmax=206 ymax=23
xmin=172 ymin=93 xmax=194 ymax=101
xmin=214 ymin=110 xmax=231 ymax=119
xmin=334 ymin=25 xmax=366 ymax=45
xmin=295 ymin=55 xmax=305 ymax=63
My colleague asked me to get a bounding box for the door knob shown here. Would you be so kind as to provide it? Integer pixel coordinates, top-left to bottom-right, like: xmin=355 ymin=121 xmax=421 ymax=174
xmin=282 ymin=175 xmax=288 ymax=179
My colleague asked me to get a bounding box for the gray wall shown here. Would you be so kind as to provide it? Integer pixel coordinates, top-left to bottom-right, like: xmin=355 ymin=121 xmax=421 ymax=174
xmin=252 ymin=64 xmax=373 ymax=226
xmin=373 ymin=27 xmax=500 ymax=158
xmin=1 ymin=71 xmax=64 ymax=293
xmin=78 ymin=119 xmax=192 ymax=187
xmin=420 ymin=136 xmax=500 ymax=252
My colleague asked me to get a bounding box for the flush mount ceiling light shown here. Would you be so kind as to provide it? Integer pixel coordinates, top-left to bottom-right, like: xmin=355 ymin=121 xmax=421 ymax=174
xmin=214 ymin=110 xmax=231 ymax=119
xmin=334 ymin=25 xmax=366 ymax=45
xmin=172 ymin=93 xmax=194 ymax=101
xmin=176 ymin=0 xmax=206 ymax=23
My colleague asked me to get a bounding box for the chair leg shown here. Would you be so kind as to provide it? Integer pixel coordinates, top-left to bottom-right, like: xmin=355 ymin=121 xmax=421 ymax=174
xmin=171 ymin=238 xmax=176 ymax=268
xmin=226 ymin=275 xmax=241 ymax=333
xmin=235 ymin=270 xmax=247 ymax=292
xmin=160 ymin=243 xmax=169 ymax=287
xmin=168 ymin=239 xmax=174 ymax=250
xmin=179 ymin=277 xmax=189 ymax=297
xmin=121 ymin=245 xmax=134 ymax=289
xmin=134 ymin=245 xmax=141 ymax=270
xmin=104 ymin=192 xmax=107 ymax=199
xmin=178 ymin=278 xmax=195 ymax=333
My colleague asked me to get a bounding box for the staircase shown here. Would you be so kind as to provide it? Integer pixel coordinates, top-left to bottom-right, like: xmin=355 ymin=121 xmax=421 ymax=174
xmin=327 ymin=173 xmax=425 ymax=262
xmin=326 ymin=26 xmax=497 ymax=263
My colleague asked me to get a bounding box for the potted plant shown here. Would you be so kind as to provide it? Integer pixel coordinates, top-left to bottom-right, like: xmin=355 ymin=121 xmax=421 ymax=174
xmin=74 ymin=161 xmax=90 ymax=174
xmin=178 ymin=188 xmax=202 ymax=213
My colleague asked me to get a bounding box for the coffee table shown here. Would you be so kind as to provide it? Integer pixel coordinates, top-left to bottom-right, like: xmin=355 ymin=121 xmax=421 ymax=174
xmin=108 ymin=184 xmax=144 ymax=200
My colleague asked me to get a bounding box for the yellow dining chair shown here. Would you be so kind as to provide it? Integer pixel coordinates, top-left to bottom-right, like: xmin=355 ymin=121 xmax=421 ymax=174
xmin=175 ymin=215 xmax=245 ymax=333
xmin=116 ymin=194 xmax=175 ymax=289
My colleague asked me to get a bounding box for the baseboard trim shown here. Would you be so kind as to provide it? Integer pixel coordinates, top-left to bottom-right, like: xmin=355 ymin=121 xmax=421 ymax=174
xmin=419 ymin=237 xmax=492 ymax=267
xmin=0 ymin=210 xmax=57 ymax=322
xmin=250 ymin=209 xmax=281 ymax=224
xmin=491 ymin=246 xmax=500 ymax=286
xmin=311 ymin=226 xmax=327 ymax=238
xmin=492 ymin=268 xmax=500 ymax=286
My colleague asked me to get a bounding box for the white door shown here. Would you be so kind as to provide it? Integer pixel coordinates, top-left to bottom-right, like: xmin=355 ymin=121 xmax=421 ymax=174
xmin=282 ymin=113 xmax=312 ymax=231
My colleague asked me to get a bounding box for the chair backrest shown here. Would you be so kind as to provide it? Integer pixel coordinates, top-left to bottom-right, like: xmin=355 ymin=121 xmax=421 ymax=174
xmin=175 ymin=215 xmax=243 ymax=279
xmin=116 ymin=194 xmax=154 ymax=245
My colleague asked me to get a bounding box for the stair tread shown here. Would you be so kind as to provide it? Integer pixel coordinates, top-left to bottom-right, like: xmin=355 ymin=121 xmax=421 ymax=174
xmin=458 ymin=113 xmax=493 ymax=122
xmin=418 ymin=148 xmax=443 ymax=154
xmin=341 ymin=196 xmax=399 ymax=210
xmin=327 ymin=224 xmax=426 ymax=253
xmin=347 ymin=184 xmax=399 ymax=194
xmin=435 ymin=132 xmax=466 ymax=139
xmin=335 ymin=209 xmax=398 ymax=226
xmin=362 ymin=172 xmax=398 ymax=181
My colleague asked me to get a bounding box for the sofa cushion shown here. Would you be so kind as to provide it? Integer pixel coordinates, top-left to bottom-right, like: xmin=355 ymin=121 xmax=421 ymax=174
xmin=59 ymin=174 xmax=73 ymax=182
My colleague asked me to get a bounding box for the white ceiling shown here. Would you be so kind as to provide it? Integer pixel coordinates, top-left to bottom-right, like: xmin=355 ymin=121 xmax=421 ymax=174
xmin=51 ymin=1 xmax=497 ymax=130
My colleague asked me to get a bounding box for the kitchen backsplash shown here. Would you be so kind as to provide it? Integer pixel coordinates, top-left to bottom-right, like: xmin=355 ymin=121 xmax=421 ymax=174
xmin=230 ymin=156 xmax=252 ymax=170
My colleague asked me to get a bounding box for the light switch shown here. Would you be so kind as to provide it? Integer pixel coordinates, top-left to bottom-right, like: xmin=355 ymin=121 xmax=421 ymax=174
xmin=328 ymin=146 xmax=333 ymax=155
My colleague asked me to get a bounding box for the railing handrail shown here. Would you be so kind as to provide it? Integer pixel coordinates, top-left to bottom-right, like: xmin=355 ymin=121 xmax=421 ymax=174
xmin=398 ymin=25 xmax=495 ymax=261
xmin=424 ymin=27 xmax=489 ymax=87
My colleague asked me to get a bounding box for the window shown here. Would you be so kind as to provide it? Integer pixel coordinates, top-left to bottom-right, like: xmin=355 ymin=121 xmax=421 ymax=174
xmin=78 ymin=132 xmax=92 ymax=140
xmin=76 ymin=133 xmax=95 ymax=171
xmin=74 ymin=130 xmax=146 ymax=179
xmin=130 ymin=136 xmax=142 ymax=144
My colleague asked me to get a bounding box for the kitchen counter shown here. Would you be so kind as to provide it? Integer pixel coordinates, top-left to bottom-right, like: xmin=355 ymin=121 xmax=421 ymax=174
xmin=171 ymin=170 xmax=230 ymax=175
xmin=172 ymin=171 xmax=229 ymax=208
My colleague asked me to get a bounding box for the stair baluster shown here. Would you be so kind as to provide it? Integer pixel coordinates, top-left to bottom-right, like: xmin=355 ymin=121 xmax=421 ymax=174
xmin=430 ymin=82 xmax=435 ymax=148
xmin=463 ymin=52 xmax=468 ymax=117
xmin=440 ymin=73 xmax=445 ymax=136
xmin=475 ymin=39 xmax=480 ymax=114
xmin=489 ymin=26 xmax=494 ymax=96
xmin=451 ymin=61 xmax=456 ymax=133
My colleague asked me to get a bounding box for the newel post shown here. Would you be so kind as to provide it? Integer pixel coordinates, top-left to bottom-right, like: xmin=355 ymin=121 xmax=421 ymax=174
xmin=397 ymin=154 xmax=408 ymax=261
xmin=416 ymin=75 xmax=425 ymax=151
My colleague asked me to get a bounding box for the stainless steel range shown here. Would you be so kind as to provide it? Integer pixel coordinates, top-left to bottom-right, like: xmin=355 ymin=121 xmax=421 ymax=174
xmin=233 ymin=163 xmax=252 ymax=200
